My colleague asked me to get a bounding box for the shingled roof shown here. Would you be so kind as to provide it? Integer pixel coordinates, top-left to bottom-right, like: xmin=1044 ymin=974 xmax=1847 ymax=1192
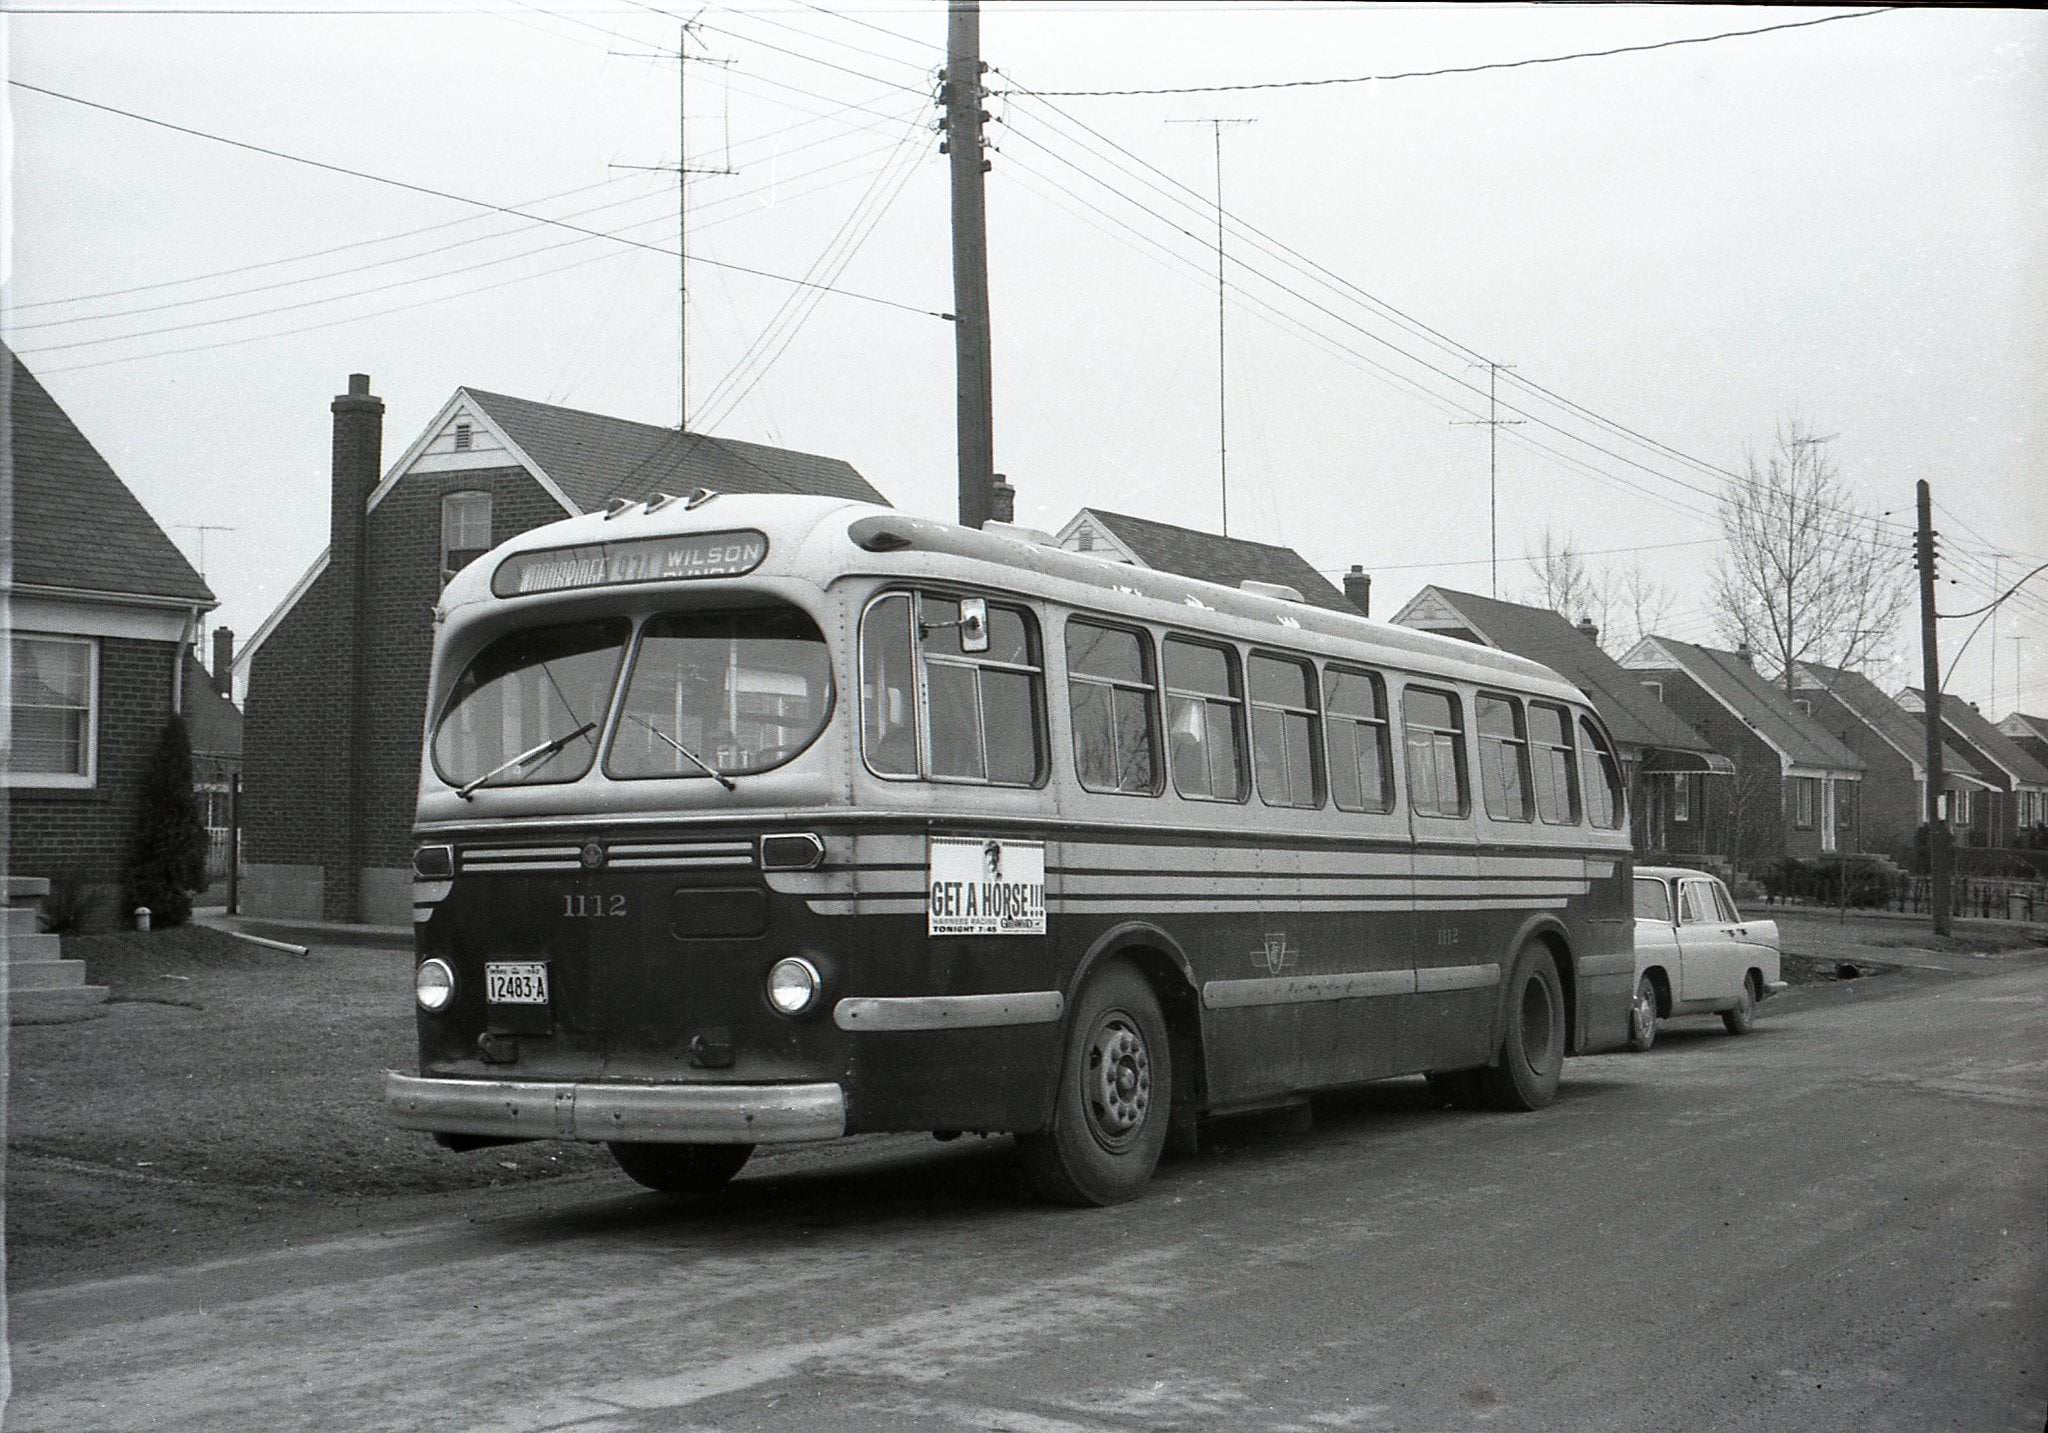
xmin=1901 ymin=688 xmax=2048 ymax=789
xmin=5 ymin=349 xmax=214 ymax=606
xmin=1793 ymin=661 xmax=1981 ymax=779
xmin=1393 ymin=587 xmax=1721 ymax=765
xmin=1622 ymin=636 xmax=1863 ymax=774
xmin=1066 ymin=509 xmax=1355 ymax=615
xmin=463 ymin=389 xmax=887 ymax=510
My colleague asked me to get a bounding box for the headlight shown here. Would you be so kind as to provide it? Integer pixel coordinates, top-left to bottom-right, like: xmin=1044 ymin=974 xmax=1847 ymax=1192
xmin=766 ymin=957 xmax=821 ymax=1016
xmin=415 ymin=958 xmax=456 ymax=1012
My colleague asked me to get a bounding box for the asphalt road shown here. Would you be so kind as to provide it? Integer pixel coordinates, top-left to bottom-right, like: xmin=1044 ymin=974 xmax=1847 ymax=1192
xmin=7 ymin=965 xmax=2044 ymax=1433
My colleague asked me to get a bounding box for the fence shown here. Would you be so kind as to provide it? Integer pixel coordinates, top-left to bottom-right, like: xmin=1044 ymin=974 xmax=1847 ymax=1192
xmin=1763 ymin=869 xmax=2046 ymax=923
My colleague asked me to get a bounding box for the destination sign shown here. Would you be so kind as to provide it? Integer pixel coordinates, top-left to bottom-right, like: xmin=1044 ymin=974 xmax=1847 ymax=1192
xmin=492 ymin=529 xmax=768 ymax=597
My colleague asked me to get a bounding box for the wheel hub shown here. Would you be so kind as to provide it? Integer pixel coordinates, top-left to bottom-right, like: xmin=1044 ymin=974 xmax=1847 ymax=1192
xmin=1087 ymin=1016 xmax=1151 ymax=1142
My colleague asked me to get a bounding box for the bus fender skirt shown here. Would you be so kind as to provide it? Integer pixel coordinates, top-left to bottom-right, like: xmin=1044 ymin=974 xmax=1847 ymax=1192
xmin=1070 ymin=920 xmax=1200 ymax=999
xmin=1500 ymin=912 xmax=1579 ymax=1050
xmin=384 ymin=1072 xmax=847 ymax=1144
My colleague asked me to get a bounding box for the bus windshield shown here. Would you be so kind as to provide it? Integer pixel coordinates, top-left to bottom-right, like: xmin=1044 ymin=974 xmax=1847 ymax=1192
xmin=431 ymin=619 xmax=626 ymax=791
xmin=606 ymin=607 xmax=832 ymax=780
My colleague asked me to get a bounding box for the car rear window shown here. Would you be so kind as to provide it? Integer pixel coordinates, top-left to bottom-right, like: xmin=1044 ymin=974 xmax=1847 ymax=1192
xmin=1632 ymin=878 xmax=1672 ymax=922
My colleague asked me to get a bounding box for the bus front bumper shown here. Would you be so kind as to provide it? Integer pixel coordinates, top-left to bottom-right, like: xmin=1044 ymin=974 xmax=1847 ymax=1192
xmin=384 ymin=1072 xmax=847 ymax=1144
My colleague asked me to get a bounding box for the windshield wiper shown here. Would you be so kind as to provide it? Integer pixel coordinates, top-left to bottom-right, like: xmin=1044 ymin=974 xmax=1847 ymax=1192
xmin=455 ymin=721 xmax=597 ymax=800
xmin=628 ymin=715 xmax=737 ymax=790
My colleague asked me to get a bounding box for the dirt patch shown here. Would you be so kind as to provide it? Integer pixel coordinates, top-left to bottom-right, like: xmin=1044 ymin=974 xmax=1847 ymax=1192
xmin=6 ymin=925 xmax=610 ymax=1287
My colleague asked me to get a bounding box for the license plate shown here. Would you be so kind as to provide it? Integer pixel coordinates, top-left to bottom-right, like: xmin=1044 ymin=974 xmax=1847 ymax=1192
xmin=485 ymin=962 xmax=549 ymax=1005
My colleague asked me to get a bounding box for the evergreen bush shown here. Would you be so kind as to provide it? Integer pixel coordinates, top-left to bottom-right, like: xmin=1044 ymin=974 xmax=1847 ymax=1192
xmin=124 ymin=716 xmax=209 ymax=928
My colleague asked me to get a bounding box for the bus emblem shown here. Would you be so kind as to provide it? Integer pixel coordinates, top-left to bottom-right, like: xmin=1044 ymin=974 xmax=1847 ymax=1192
xmin=579 ymin=841 xmax=606 ymax=870
xmin=1251 ymin=932 xmax=1298 ymax=975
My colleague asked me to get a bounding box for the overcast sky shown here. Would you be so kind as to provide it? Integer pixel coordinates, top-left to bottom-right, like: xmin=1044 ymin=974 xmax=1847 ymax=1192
xmin=6 ymin=3 xmax=2043 ymax=714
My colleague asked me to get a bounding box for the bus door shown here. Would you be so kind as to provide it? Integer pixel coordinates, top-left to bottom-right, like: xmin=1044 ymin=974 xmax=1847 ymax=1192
xmin=1398 ymin=683 xmax=1495 ymax=1072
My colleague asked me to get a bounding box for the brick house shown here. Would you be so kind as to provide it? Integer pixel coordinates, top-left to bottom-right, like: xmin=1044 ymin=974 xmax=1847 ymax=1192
xmin=4 ymin=349 xmax=217 ymax=906
xmin=183 ymin=629 xmax=243 ymax=884
xmin=1997 ymin=712 xmax=2048 ymax=772
xmin=1790 ymin=661 xmax=1989 ymax=860
xmin=1897 ymin=688 xmax=2048 ymax=847
xmin=1391 ymin=587 xmax=1730 ymax=858
xmin=1618 ymin=637 xmax=1864 ymax=866
xmin=235 ymin=377 xmax=889 ymax=925
xmin=1054 ymin=509 xmax=1364 ymax=615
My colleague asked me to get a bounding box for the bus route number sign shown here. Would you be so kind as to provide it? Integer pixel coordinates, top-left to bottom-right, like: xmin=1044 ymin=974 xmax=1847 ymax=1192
xmin=928 ymin=837 xmax=1046 ymax=936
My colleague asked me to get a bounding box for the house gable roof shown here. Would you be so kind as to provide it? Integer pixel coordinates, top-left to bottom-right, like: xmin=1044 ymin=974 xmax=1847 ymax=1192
xmin=181 ymin=652 xmax=243 ymax=757
xmin=1064 ymin=508 xmax=1355 ymax=614
xmin=1620 ymin=635 xmax=1864 ymax=774
xmin=5 ymin=350 xmax=214 ymax=607
xmin=1793 ymin=661 xmax=1982 ymax=779
xmin=1393 ymin=587 xmax=1719 ymax=759
xmin=2000 ymin=712 xmax=2048 ymax=747
xmin=1900 ymin=688 xmax=2048 ymax=789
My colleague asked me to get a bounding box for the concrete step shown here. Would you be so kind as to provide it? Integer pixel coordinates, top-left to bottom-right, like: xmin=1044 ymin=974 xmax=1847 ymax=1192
xmin=3 ymin=905 xmax=42 ymax=936
xmin=10 ymin=984 xmax=110 ymax=1023
xmin=6 ymin=876 xmax=51 ymax=902
xmin=10 ymin=959 xmax=86 ymax=991
xmin=4 ymin=932 xmax=62 ymax=962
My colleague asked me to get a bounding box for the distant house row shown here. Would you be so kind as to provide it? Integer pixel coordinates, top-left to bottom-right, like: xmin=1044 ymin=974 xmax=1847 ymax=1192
xmin=8 ymin=347 xmax=2044 ymax=933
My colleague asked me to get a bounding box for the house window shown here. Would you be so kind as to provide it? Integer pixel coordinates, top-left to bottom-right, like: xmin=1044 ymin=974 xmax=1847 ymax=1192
xmin=441 ymin=490 xmax=492 ymax=583
xmin=1793 ymin=776 xmax=1818 ymax=830
xmin=1953 ymin=787 xmax=1971 ymax=825
xmin=1403 ymin=686 xmax=1469 ymax=818
xmin=1528 ymin=702 xmax=1580 ymax=825
xmin=1249 ymin=652 xmax=1322 ymax=809
xmin=1066 ymin=620 xmax=1160 ymax=795
xmin=453 ymin=421 xmax=473 ymax=451
xmin=1672 ymin=771 xmax=1691 ymax=823
xmin=1324 ymin=665 xmax=1392 ymax=813
xmin=6 ymin=634 xmax=97 ymax=787
xmin=1165 ymin=637 xmax=1248 ymax=802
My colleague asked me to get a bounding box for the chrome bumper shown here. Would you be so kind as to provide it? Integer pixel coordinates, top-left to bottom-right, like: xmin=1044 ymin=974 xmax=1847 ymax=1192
xmin=385 ymin=1072 xmax=846 ymax=1144
xmin=1765 ymin=979 xmax=1790 ymax=997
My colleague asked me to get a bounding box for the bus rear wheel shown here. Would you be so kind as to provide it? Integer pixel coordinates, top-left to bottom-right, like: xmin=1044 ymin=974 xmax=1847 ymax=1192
xmin=607 ymin=1141 xmax=753 ymax=1194
xmin=1477 ymin=944 xmax=1565 ymax=1111
xmin=1019 ymin=960 xmax=1172 ymax=1207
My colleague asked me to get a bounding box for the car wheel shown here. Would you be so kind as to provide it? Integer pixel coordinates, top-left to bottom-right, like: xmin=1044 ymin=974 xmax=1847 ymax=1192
xmin=1018 ymin=959 xmax=1172 ymax=1206
xmin=1722 ymin=975 xmax=1757 ymax=1035
xmin=608 ymin=1141 xmax=753 ymax=1193
xmin=1628 ymin=974 xmax=1659 ymax=1053
xmin=1477 ymin=944 xmax=1566 ymax=1111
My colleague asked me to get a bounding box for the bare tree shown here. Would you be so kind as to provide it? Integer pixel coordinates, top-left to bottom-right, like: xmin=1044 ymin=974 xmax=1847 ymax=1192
xmin=1604 ymin=562 xmax=1676 ymax=656
xmin=1518 ymin=525 xmax=1610 ymax=635
xmin=1712 ymin=421 xmax=1909 ymax=693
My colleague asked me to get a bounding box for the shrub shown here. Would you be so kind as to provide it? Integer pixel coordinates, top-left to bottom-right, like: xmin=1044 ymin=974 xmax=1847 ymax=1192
xmin=123 ymin=716 xmax=209 ymax=929
xmin=40 ymin=869 xmax=99 ymax=934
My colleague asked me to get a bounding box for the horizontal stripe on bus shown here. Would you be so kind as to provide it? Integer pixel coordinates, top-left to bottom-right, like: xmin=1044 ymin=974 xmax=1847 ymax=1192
xmin=1416 ymin=962 xmax=1503 ymax=993
xmin=802 ymin=895 xmax=1571 ymax=917
xmin=832 ymin=991 xmax=1065 ymax=1031
xmin=792 ymin=871 xmax=1590 ymax=899
xmin=1574 ymin=952 xmax=1633 ymax=977
xmin=1204 ymin=970 xmax=1414 ymax=1008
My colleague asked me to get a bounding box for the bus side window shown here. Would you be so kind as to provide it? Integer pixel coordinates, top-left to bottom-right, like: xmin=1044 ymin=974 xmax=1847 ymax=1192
xmin=1164 ymin=637 xmax=1248 ymax=802
xmin=1403 ymin=685 xmax=1469 ymax=817
xmin=1249 ymin=652 xmax=1322 ymax=809
xmin=1066 ymin=619 xmax=1161 ymax=795
xmin=1324 ymin=665 xmax=1392 ymax=813
xmin=1528 ymin=701 xmax=1581 ymax=824
xmin=861 ymin=593 xmax=919 ymax=776
xmin=921 ymin=594 xmax=1045 ymax=786
xmin=1477 ymin=692 xmax=1533 ymax=822
xmin=1579 ymin=715 xmax=1625 ymax=829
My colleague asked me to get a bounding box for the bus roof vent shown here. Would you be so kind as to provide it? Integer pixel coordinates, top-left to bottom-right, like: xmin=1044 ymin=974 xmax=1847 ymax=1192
xmin=848 ymin=515 xmax=916 ymax=552
xmin=1240 ymin=580 xmax=1305 ymax=603
xmin=984 ymin=521 xmax=1058 ymax=548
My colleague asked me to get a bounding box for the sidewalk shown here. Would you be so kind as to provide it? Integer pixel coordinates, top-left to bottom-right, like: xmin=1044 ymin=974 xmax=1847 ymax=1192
xmin=1772 ymin=908 xmax=2048 ymax=978
xmin=194 ymin=905 xmax=410 ymax=951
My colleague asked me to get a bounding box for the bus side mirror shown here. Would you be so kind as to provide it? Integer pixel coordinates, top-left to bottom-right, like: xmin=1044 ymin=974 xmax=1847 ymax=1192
xmin=958 ymin=597 xmax=989 ymax=653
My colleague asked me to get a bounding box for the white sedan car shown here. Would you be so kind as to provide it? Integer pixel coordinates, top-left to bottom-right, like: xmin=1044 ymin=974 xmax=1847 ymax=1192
xmin=1629 ymin=866 xmax=1789 ymax=1051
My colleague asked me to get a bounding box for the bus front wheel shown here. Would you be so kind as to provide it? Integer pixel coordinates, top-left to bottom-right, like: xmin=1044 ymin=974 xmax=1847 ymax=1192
xmin=608 ymin=1141 xmax=753 ymax=1194
xmin=1019 ymin=960 xmax=1172 ymax=1207
xmin=1478 ymin=944 xmax=1565 ymax=1112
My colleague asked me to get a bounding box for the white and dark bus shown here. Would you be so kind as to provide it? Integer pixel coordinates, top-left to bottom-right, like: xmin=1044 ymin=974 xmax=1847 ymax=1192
xmin=386 ymin=493 xmax=1634 ymax=1204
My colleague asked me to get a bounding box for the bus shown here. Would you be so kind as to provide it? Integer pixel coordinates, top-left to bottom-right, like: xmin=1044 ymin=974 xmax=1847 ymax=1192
xmin=386 ymin=492 xmax=1635 ymax=1205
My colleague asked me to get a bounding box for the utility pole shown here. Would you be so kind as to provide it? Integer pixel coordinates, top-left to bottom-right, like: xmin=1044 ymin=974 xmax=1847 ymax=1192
xmin=1915 ymin=479 xmax=1951 ymax=936
xmin=1453 ymin=361 xmax=1521 ymax=597
xmin=613 ymin=24 xmax=735 ymax=430
xmin=1169 ymin=117 xmax=1254 ymax=538
xmin=942 ymin=0 xmax=995 ymax=529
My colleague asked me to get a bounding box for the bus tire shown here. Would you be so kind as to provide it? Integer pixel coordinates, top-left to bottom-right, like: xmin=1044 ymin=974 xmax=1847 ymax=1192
xmin=1019 ymin=960 xmax=1172 ymax=1207
xmin=607 ymin=1141 xmax=753 ymax=1194
xmin=1477 ymin=944 xmax=1565 ymax=1111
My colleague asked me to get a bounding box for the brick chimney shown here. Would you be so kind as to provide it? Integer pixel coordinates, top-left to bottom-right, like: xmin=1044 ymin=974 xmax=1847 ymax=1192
xmin=211 ymin=627 xmax=234 ymax=699
xmin=327 ymin=373 xmax=383 ymax=921
xmin=1343 ymin=564 xmax=1371 ymax=617
xmin=990 ymin=472 xmax=1016 ymax=525
xmin=1575 ymin=616 xmax=1599 ymax=644
xmin=1736 ymin=640 xmax=1754 ymax=668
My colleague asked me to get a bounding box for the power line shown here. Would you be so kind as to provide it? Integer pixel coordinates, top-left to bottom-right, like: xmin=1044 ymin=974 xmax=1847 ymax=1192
xmin=9 ymin=78 xmax=951 ymax=320
xmin=1007 ymin=9 xmax=1901 ymax=98
xmin=1321 ymin=537 xmax=1724 ymax=575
